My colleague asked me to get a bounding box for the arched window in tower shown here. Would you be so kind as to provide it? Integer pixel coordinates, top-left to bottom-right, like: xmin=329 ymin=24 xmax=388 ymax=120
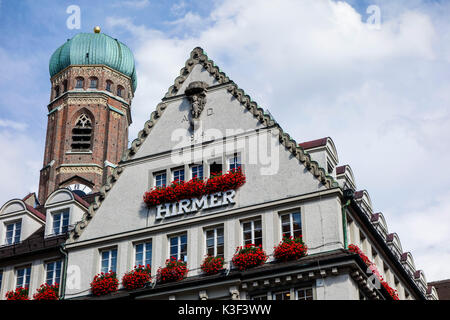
xmin=106 ymin=80 xmax=113 ymax=92
xmin=71 ymin=114 xmax=93 ymax=151
xmin=89 ymin=77 xmax=98 ymax=89
xmin=54 ymin=86 xmax=60 ymax=98
xmin=75 ymin=77 xmax=84 ymax=89
xmin=117 ymin=85 xmax=124 ymax=97
xmin=63 ymin=80 xmax=68 ymax=92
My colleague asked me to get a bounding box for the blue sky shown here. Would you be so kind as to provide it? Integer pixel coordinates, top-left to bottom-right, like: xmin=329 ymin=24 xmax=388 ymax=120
xmin=0 ymin=0 xmax=449 ymax=282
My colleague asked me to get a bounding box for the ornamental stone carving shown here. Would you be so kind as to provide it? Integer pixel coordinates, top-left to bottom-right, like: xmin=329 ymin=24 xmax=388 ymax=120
xmin=185 ymin=81 xmax=208 ymax=120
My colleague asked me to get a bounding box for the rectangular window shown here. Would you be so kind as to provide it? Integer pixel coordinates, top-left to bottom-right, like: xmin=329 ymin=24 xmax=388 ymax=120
xmin=172 ymin=168 xmax=185 ymax=182
xmin=0 ymin=270 xmax=3 ymax=291
xmin=5 ymin=221 xmax=21 ymax=245
xmin=280 ymin=212 xmax=302 ymax=239
xmin=52 ymin=210 xmax=70 ymax=235
xmin=273 ymin=290 xmax=291 ymax=300
xmin=205 ymin=227 xmax=224 ymax=257
xmin=46 ymin=260 xmax=62 ymax=285
xmin=209 ymin=161 xmax=222 ymax=177
xmin=242 ymin=219 xmax=262 ymax=247
xmin=100 ymin=248 xmax=118 ymax=273
xmin=228 ymin=154 xmax=241 ymax=171
xmin=16 ymin=266 xmax=31 ymax=288
xmin=296 ymin=287 xmax=313 ymax=300
xmin=75 ymin=78 xmax=83 ymax=88
xmin=135 ymin=241 xmax=152 ymax=267
xmin=191 ymin=164 xmax=203 ymax=180
xmin=169 ymin=234 xmax=187 ymax=262
xmin=154 ymin=172 xmax=167 ymax=188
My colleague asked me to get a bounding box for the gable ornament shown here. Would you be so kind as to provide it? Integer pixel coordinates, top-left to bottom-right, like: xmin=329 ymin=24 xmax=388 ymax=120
xmin=185 ymin=81 xmax=208 ymax=128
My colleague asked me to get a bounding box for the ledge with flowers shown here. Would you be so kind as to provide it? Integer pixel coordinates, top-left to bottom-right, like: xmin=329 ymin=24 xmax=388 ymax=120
xmin=5 ymin=283 xmax=60 ymax=300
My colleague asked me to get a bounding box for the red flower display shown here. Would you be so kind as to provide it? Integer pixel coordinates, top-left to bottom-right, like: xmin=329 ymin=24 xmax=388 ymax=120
xmin=5 ymin=287 xmax=29 ymax=300
xmin=348 ymin=244 xmax=399 ymax=300
xmin=232 ymin=244 xmax=268 ymax=271
xmin=156 ymin=258 xmax=189 ymax=284
xmin=143 ymin=168 xmax=246 ymax=207
xmin=273 ymin=236 xmax=308 ymax=262
xmin=90 ymin=271 xmax=119 ymax=296
xmin=201 ymin=255 xmax=225 ymax=275
xmin=33 ymin=283 xmax=59 ymax=300
xmin=122 ymin=265 xmax=152 ymax=290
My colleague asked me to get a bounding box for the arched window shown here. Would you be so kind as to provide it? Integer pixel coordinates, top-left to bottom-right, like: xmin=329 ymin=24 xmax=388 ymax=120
xmin=106 ymin=80 xmax=113 ymax=92
xmin=63 ymin=80 xmax=68 ymax=92
xmin=54 ymin=86 xmax=60 ymax=98
xmin=75 ymin=77 xmax=84 ymax=89
xmin=71 ymin=114 xmax=92 ymax=151
xmin=89 ymin=77 xmax=98 ymax=89
xmin=117 ymin=85 xmax=124 ymax=97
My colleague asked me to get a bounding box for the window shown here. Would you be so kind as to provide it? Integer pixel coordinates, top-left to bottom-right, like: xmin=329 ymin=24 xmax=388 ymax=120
xmin=16 ymin=266 xmax=31 ymax=288
xmin=327 ymin=161 xmax=334 ymax=174
xmin=154 ymin=172 xmax=167 ymax=188
xmin=205 ymin=227 xmax=224 ymax=257
xmin=242 ymin=219 xmax=262 ymax=247
xmin=191 ymin=164 xmax=203 ymax=180
xmin=52 ymin=210 xmax=69 ymax=235
xmin=135 ymin=241 xmax=152 ymax=267
xmin=173 ymin=168 xmax=185 ymax=182
xmin=169 ymin=234 xmax=187 ymax=262
xmin=54 ymin=86 xmax=60 ymax=98
xmin=251 ymin=294 xmax=268 ymax=300
xmin=63 ymin=80 xmax=68 ymax=92
xmin=5 ymin=221 xmax=21 ymax=245
xmin=273 ymin=290 xmax=291 ymax=300
xmin=117 ymin=86 xmax=124 ymax=97
xmin=71 ymin=114 xmax=92 ymax=150
xmin=100 ymin=248 xmax=118 ymax=273
xmin=280 ymin=212 xmax=302 ymax=239
xmin=0 ymin=270 xmax=3 ymax=291
xmin=209 ymin=161 xmax=222 ymax=176
xmin=228 ymin=154 xmax=241 ymax=171
xmin=75 ymin=77 xmax=84 ymax=88
xmin=46 ymin=260 xmax=62 ymax=285
xmin=89 ymin=77 xmax=98 ymax=89
xmin=106 ymin=80 xmax=113 ymax=92
xmin=296 ymin=287 xmax=313 ymax=300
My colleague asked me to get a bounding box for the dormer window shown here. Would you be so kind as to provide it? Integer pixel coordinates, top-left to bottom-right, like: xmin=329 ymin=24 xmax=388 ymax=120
xmin=71 ymin=114 xmax=92 ymax=151
xmin=5 ymin=220 xmax=21 ymax=245
xmin=52 ymin=209 xmax=69 ymax=235
xmin=75 ymin=77 xmax=84 ymax=89
xmin=89 ymin=77 xmax=98 ymax=89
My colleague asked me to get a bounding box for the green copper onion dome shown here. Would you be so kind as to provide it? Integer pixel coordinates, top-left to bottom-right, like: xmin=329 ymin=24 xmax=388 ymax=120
xmin=49 ymin=29 xmax=137 ymax=92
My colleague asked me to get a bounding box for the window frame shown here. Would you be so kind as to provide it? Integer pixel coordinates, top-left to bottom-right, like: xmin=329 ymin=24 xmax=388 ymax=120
xmin=295 ymin=287 xmax=314 ymax=300
xmin=154 ymin=171 xmax=167 ymax=188
xmin=89 ymin=77 xmax=98 ymax=89
xmin=99 ymin=247 xmax=118 ymax=273
xmin=15 ymin=265 xmax=32 ymax=289
xmin=190 ymin=163 xmax=204 ymax=180
xmin=279 ymin=211 xmax=302 ymax=240
xmin=204 ymin=226 xmax=224 ymax=258
xmin=5 ymin=220 xmax=22 ymax=245
xmin=227 ymin=153 xmax=241 ymax=172
xmin=241 ymin=217 xmax=263 ymax=248
xmin=168 ymin=233 xmax=188 ymax=262
xmin=45 ymin=260 xmax=63 ymax=286
xmin=52 ymin=209 xmax=70 ymax=235
xmin=75 ymin=77 xmax=84 ymax=89
xmin=134 ymin=240 xmax=152 ymax=268
xmin=172 ymin=167 xmax=185 ymax=183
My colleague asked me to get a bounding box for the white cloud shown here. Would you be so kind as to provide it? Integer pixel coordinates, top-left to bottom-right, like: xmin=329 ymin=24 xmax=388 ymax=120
xmin=105 ymin=0 xmax=450 ymax=282
xmin=0 ymin=119 xmax=27 ymax=131
xmin=112 ymin=0 xmax=150 ymax=9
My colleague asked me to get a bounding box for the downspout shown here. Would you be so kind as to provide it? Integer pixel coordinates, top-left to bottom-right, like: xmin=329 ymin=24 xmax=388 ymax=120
xmin=59 ymin=243 xmax=68 ymax=300
xmin=342 ymin=189 xmax=354 ymax=250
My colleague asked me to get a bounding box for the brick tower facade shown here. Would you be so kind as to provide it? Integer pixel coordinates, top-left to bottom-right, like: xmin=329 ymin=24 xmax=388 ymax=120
xmin=38 ymin=30 xmax=136 ymax=204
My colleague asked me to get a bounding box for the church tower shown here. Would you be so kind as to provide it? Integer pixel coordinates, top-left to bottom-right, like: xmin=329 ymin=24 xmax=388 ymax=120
xmin=38 ymin=27 xmax=137 ymax=204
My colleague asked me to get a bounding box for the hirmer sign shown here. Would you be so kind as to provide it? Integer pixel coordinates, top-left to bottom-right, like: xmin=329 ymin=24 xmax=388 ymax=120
xmin=156 ymin=190 xmax=236 ymax=220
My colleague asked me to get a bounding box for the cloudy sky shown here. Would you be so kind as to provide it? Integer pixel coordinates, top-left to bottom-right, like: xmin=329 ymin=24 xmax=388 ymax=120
xmin=0 ymin=0 xmax=449 ymax=282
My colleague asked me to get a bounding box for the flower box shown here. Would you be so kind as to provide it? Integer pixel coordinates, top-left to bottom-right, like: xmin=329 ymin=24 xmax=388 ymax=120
xmin=348 ymin=244 xmax=399 ymax=300
xmin=201 ymin=255 xmax=225 ymax=275
xmin=143 ymin=169 xmax=245 ymax=207
xmin=156 ymin=258 xmax=189 ymax=284
xmin=90 ymin=271 xmax=119 ymax=296
xmin=33 ymin=283 xmax=59 ymax=300
xmin=122 ymin=265 xmax=152 ymax=290
xmin=232 ymin=244 xmax=268 ymax=271
xmin=5 ymin=287 xmax=29 ymax=300
xmin=273 ymin=236 xmax=308 ymax=262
